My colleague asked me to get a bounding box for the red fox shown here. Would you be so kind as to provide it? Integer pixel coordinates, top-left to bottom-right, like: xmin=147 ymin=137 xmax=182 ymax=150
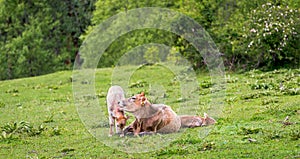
xmin=179 ymin=113 xmax=216 ymax=128
xmin=118 ymin=92 xmax=181 ymax=136
xmin=106 ymin=86 xmax=129 ymax=137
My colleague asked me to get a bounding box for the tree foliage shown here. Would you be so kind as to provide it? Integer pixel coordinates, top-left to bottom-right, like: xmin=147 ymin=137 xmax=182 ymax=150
xmin=0 ymin=0 xmax=95 ymax=80
xmin=244 ymin=2 xmax=299 ymax=68
xmin=0 ymin=0 xmax=299 ymax=80
xmin=85 ymin=0 xmax=299 ymax=70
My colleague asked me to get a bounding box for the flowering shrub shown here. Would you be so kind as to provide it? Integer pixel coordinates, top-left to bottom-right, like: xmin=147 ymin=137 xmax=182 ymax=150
xmin=244 ymin=2 xmax=299 ymax=68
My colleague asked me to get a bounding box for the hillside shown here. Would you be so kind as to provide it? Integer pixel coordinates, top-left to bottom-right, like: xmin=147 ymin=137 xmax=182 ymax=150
xmin=0 ymin=66 xmax=299 ymax=158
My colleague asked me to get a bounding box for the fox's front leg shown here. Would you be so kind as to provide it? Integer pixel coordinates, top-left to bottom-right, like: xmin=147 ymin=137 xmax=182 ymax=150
xmin=109 ymin=116 xmax=115 ymax=137
xmin=134 ymin=121 xmax=142 ymax=136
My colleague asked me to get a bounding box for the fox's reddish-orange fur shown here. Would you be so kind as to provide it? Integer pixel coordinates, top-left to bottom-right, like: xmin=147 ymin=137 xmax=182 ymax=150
xmin=119 ymin=92 xmax=181 ymax=136
xmin=119 ymin=91 xmax=216 ymax=136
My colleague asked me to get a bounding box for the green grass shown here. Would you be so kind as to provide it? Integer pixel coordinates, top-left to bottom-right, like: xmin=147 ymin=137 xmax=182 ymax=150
xmin=0 ymin=66 xmax=299 ymax=158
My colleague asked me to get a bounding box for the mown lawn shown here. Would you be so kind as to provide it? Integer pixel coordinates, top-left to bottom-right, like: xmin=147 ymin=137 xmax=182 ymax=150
xmin=0 ymin=65 xmax=299 ymax=158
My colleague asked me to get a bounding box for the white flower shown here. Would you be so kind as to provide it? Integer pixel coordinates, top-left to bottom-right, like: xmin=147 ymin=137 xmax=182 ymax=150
xmin=248 ymin=41 xmax=254 ymax=48
xmin=265 ymin=23 xmax=269 ymax=28
xmin=250 ymin=28 xmax=257 ymax=33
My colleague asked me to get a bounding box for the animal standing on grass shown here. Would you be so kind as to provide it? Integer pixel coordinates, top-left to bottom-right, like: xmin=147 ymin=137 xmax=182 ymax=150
xmin=119 ymin=92 xmax=181 ymax=136
xmin=106 ymin=86 xmax=129 ymax=137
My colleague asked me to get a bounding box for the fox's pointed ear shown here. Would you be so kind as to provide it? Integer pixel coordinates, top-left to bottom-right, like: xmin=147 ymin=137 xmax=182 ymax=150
xmin=141 ymin=96 xmax=146 ymax=106
xmin=204 ymin=113 xmax=208 ymax=119
xmin=141 ymin=92 xmax=145 ymax=96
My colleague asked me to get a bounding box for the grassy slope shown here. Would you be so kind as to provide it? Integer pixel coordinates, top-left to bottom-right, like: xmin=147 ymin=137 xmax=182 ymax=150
xmin=0 ymin=66 xmax=299 ymax=158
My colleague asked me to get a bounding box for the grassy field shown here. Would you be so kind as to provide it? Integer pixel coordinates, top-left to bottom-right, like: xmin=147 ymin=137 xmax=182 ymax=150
xmin=0 ymin=65 xmax=299 ymax=158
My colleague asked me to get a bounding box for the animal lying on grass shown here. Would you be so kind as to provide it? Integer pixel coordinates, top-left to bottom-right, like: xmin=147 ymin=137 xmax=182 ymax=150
xmin=118 ymin=92 xmax=181 ymax=136
xmin=106 ymin=86 xmax=129 ymax=137
xmin=123 ymin=112 xmax=217 ymax=135
xmin=179 ymin=113 xmax=216 ymax=128
xmin=118 ymin=92 xmax=216 ymax=136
